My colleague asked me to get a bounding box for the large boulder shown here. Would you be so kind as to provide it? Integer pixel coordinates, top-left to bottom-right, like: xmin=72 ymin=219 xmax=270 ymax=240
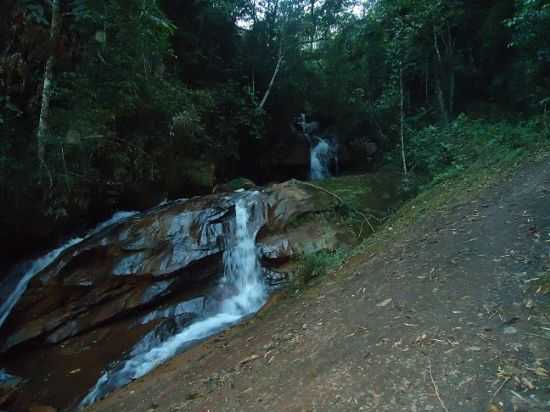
xmin=258 ymin=180 xmax=352 ymax=265
xmin=0 ymin=193 xmax=235 ymax=351
xmin=0 ymin=180 xmax=349 ymax=353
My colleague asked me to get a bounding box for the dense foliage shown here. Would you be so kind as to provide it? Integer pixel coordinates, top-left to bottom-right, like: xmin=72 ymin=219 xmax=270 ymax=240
xmin=1 ymin=0 xmax=549 ymax=261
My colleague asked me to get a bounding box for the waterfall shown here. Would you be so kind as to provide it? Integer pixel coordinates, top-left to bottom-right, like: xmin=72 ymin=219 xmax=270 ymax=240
xmin=310 ymin=137 xmax=337 ymax=181
xmin=80 ymin=192 xmax=267 ymax=407
xmin=0 ymin=211 xmax=138 ymax=330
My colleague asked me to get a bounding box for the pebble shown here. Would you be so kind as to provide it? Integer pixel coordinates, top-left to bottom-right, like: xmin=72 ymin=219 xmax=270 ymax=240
xmin=503 ymin=326 xmax=518 ymax=335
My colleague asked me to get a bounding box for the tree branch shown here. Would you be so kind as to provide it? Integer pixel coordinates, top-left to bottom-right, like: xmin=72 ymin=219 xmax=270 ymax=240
xmin=297 ymin=181 xmax=376 ymax=234
xmin=258 ymin=45 xmax=283 ymax=110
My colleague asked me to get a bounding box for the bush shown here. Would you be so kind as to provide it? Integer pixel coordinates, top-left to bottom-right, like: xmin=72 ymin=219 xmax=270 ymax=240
xmin=406 ymin=115 xmax=549 ymax=183
xmin=294 ymin=250 xmax=346 ymax=287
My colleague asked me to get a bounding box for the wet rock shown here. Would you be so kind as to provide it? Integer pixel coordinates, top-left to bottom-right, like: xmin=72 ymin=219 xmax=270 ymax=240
xmin=262 ymin=268 xmax=288 ymax=286
xmin=0 ymin=370 xmax=23 ymax=408
xmin=1 ymin=181 xmax=345 ymax=353
xmin=262 ymin=180 xmax=337 ymax=231
xmin=139 ymin=297 xmax=205 ymax=326
xmin=213 ymin=178 xmax=256 ymax=194
xmin=0 ymin=194 xmax=236 ymax=351
xmin=28 ymin=405 xmax=57 ymax=412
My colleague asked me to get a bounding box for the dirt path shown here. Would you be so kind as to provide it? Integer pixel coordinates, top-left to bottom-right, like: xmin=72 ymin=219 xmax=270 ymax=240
xmin=88 ymin=158 xmax=550 ymax=412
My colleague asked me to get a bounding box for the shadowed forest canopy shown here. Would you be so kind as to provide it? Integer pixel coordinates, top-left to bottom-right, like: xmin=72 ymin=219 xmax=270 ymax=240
xmin=1 ymin=0 xmax=549 ymax=263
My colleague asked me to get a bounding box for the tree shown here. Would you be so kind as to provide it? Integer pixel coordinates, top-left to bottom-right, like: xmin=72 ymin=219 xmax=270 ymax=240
xmin=36 ymin=0 xmax=61 ymax=187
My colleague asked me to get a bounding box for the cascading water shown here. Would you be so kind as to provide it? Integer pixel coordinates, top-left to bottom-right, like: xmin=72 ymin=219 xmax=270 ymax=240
xmin=0 ymin=211 xmax=138 ymax=329
xmin=310 ymin=137 xmax=337 ymax=181
xmin=80 ymin=192 xmax=268 ymax=407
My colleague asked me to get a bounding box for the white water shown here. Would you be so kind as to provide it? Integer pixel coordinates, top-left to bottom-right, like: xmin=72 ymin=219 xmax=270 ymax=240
xmin=80 ymin=193 xmax=267 ymax=407
xmin=310 ymin=138 xmax=337 ymax=181
xmin=0 ymin=211 xmax=138 ymax=330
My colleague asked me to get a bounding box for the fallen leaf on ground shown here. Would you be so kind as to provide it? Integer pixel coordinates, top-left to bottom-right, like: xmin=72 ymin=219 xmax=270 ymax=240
xmin=376 ymin=298 xmax=392 ymax=307
xmin=240 ymin=354 xmax=260 ymax=366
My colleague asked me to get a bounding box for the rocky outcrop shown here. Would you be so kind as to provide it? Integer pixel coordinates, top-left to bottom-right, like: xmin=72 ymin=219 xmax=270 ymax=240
xmin=0 ymin=194 xmax=234 ymax=352
xmin=258 ymin=179 xmax=346 ymax=265
xmin=0 ymin=181 xmax=348 ymax=354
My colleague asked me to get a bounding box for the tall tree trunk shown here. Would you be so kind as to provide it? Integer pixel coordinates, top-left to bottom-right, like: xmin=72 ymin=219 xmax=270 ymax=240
xmin=425 ymin=61 xmax=429 ymax=100
xmin=435 ymin=77 xmax=448 ymax=125
xmin=37 ymin=0 xmax=61 ymax=187
xmin=310 ymin=0 xmax=316 ymax=51
xmin=449 ymin=69 xmax=455 ymax=117
xmin=400 ymin=67 xmax=408 ymax=176
xmin=258 ymin=46 xmax=283 ymax=110
xmin=433 ymin=26 xmax=448 ymax=125
xmin=446 ymin=24 xmax=455 ymax=118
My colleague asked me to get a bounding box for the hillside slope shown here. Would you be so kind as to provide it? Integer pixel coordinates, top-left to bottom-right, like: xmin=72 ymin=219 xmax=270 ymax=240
xmin=88 ymin=156 xmax=550 ymax=412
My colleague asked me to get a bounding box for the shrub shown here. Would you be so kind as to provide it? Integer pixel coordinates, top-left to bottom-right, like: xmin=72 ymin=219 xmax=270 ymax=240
xmin=406 ymin=115 xmax=549 ymax=183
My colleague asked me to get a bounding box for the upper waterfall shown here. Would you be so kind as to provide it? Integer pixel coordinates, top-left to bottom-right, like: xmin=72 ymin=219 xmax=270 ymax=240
xmin=310 ymin=137 xmax=338 ymax=181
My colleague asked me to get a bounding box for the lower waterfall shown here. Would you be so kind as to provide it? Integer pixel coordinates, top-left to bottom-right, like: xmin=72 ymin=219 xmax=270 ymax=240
xmin=80 ymin=192 xmax=268 ymax=407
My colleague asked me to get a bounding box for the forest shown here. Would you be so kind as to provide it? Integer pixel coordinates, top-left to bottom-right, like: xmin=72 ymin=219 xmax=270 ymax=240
xmin=2 ymin=2 xmax=550 ymax=411
xmin=1 ymin=0 xmax=549 ymax=263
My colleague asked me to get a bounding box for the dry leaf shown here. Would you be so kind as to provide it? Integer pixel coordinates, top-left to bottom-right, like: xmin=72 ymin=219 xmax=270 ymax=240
xmin=376 ymin=298 xmax=392 ymax=307
xmin=240 ymin=354 xmax=260 ymax=366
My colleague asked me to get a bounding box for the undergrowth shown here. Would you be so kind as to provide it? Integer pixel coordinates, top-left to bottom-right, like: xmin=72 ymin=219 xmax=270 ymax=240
xmin=357 ymin=115 xmax=550 ymax=256
xmin=291 ymin=249 xmax=348 ymax=292
xmin=405 ymin=114 xmax=550 ymax=187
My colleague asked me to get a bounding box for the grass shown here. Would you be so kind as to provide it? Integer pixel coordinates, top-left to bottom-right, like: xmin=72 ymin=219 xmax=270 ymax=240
xmin=290 ymin=249 xmax=348 ymax=292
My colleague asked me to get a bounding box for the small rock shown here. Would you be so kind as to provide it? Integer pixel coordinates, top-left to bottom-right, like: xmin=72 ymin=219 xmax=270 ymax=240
xmin=503 ymin=326 xmax=518 ymax=335
xmin=525 ymin=299 xmax=535 ymax=309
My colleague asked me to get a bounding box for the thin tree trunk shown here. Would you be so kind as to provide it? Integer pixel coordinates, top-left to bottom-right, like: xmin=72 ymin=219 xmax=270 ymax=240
xmin=433 ymin=26 xmax=448 ymax=125
xmin=449 ymin=69 xmax=455 ymax=117
xmin=258 ymin=46 xmax=283 ymax=110
xmin=37 ymin=0 xmax=61 ymax=187
xmin=446 ymin=23 xmax=455 ymax=118
xmin=436 ymin=77 xmax=448 ymax=125
xmin=60 ymin=143 xmax=70 ymax=191
xmin=310 ymin=0 xmax=316 ymax=51
xmin=425 ymin=61 xmax=429 ymax=100
xmin=252 ymin=0 xmax=257 ymax=25
xmin=400 ymin=67 xmax=408 ymax=176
